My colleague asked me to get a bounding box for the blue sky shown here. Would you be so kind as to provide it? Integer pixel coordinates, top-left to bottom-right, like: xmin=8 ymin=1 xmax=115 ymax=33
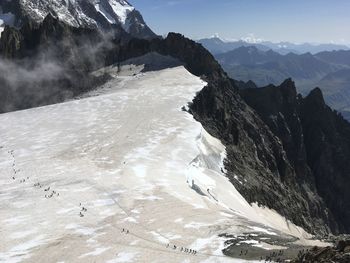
xmin=129 ymin=0 xmax=350 ymax=44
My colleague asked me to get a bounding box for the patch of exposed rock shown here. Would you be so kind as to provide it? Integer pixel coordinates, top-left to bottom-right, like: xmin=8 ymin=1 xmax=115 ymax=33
xmin=1 ymin=13 xmax=350 ymax=238
xmin=291 ymin=239 xmax=350 ymax=263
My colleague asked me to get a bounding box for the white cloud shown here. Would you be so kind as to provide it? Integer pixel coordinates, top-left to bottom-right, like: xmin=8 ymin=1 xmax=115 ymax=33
xmin=240 ymin=33 xmax=264 ymax=43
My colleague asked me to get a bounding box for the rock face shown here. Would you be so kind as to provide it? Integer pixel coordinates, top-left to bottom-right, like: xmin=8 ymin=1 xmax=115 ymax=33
xmin=1 ymin=13 xmax=350 ymax=236
xmin=291 ymin=239 xmax=350 ymax=263
xmin=0 ymin=0 xmax=156 ymax=39
xmin=190 ymin=79 xmax=331 ymax=234
xmin=214 ymin=45 xmax=341 ymax=91
xmin=192 ymin=71 xmax=350 ymax=234
xmin=0 ymin=14 xmax=115 ymax=112
xmin=186 ymin=41 xmax=350 ymax=234
xmin=239 ymin=81 xmax=350 ymax=234
xmin=0 ymin=14 xmax=223 ymax=113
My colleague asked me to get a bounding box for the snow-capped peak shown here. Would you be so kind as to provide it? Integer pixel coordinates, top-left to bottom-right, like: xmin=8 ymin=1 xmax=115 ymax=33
xmin=0 ymin=0 xmax=156 ymax=38
xmin=108 ymin=0 xmax=134 ymax=24
xmin=93 ymin=0 xmax=134 ymax=25
xmin=240 ymin=33 xmax=264 ymax=44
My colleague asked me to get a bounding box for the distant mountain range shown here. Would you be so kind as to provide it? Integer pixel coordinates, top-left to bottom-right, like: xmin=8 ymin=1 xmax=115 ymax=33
xmin=197 ymin=37 xmax=271 ymax=55
xmin=318 ymin=69 xmax=350 ymax=120
xmin=316 ymin=50 xmax=350 ymax=67
xmin=198 ymin=37 xmax=350 ymax=55
xmin=211 ymin=45 xmax=350 ymax=120
xmin=215 ymin=46 xmax=342 ymax=89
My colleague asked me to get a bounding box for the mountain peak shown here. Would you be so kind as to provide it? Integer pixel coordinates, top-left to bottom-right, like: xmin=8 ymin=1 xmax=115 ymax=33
xmin=279 ymin=78 xmax=298 ymax=102
xmin=280 ymin=77 xmax=295 ymax=88
xmin=0 ymin=0 xmax=156 ymax=39
xmin=305 ymin=87 xmax=326 ymax=107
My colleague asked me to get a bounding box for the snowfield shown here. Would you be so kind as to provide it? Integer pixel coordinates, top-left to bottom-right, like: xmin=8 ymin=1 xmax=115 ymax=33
xmin=16 ymin=0 xmax=135 ymax=31
xmin=0 ymin=66 xmax=327 ymax=262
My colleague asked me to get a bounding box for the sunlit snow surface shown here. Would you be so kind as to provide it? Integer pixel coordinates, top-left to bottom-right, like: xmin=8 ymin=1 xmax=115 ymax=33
xmin=18 ymin=0 xmax=135 ymax=31
xmin=0 ymin=66 xmax=325 ymax=262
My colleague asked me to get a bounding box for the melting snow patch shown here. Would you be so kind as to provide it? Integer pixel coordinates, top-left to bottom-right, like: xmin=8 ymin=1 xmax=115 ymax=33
xmin=190 ymin=235 xmax=222 ymax=252
xmin=240 ymin=240 xmax=259 ymax=245
xmin=220 ymin=212 xmax=234 ymax=218
xmin=249 ymin=226 xmax=277 ymax=236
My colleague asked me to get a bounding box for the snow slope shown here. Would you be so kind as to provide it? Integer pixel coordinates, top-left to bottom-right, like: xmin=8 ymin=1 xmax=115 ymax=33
xmin=20 ymin=0 xmax=133 ymax=28
xmin=0 ymin=65 xmax=326 ymax=263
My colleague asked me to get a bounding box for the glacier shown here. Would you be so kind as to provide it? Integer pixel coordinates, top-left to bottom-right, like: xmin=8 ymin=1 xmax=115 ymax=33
xmin=0 ymin=0 xmax=153 ymax=37
xmin=0 ymin=64 xmax=328 ymax=262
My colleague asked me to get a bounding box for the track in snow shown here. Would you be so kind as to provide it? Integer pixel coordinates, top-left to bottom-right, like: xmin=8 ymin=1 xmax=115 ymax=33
xmin=0 ymin=66 xmax=326 ymax=263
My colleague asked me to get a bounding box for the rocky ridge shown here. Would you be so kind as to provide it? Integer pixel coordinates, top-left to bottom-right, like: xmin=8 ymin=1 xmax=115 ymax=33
xmin=240 ymin=81 xmax=350 ymax=234
xmin=0 ymin=0 xmax=156 ymax=38
xmin=0 ymin=13 xmax=350 ymax=237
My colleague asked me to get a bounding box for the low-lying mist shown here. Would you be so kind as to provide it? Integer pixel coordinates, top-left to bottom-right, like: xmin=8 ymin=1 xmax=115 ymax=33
xmin=0 ymin=24 xmax=119 ymax=113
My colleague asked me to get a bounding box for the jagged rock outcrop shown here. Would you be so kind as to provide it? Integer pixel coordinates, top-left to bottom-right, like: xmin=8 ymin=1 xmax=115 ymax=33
xmin=300 ymin=88 xmax=350 ymax=233
xmin=0 ymin=15 xmax=224 ymax=113
xmin=1 ymin=13 xmax=350 ymax=236
xmin=0 ymin=14 xmax=114 ymax=112
xmin=0 ymin=0 xmax=156 ymax=39
xmin=291 ymin=239 xmax=350 ymax=263
xmin=190 ymin=79 xmax=333 ymax=234
xmin=240 ymin=81 xmax=350 ymax=233
xmin=122 ymin=32 xmax=339 ymax=234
